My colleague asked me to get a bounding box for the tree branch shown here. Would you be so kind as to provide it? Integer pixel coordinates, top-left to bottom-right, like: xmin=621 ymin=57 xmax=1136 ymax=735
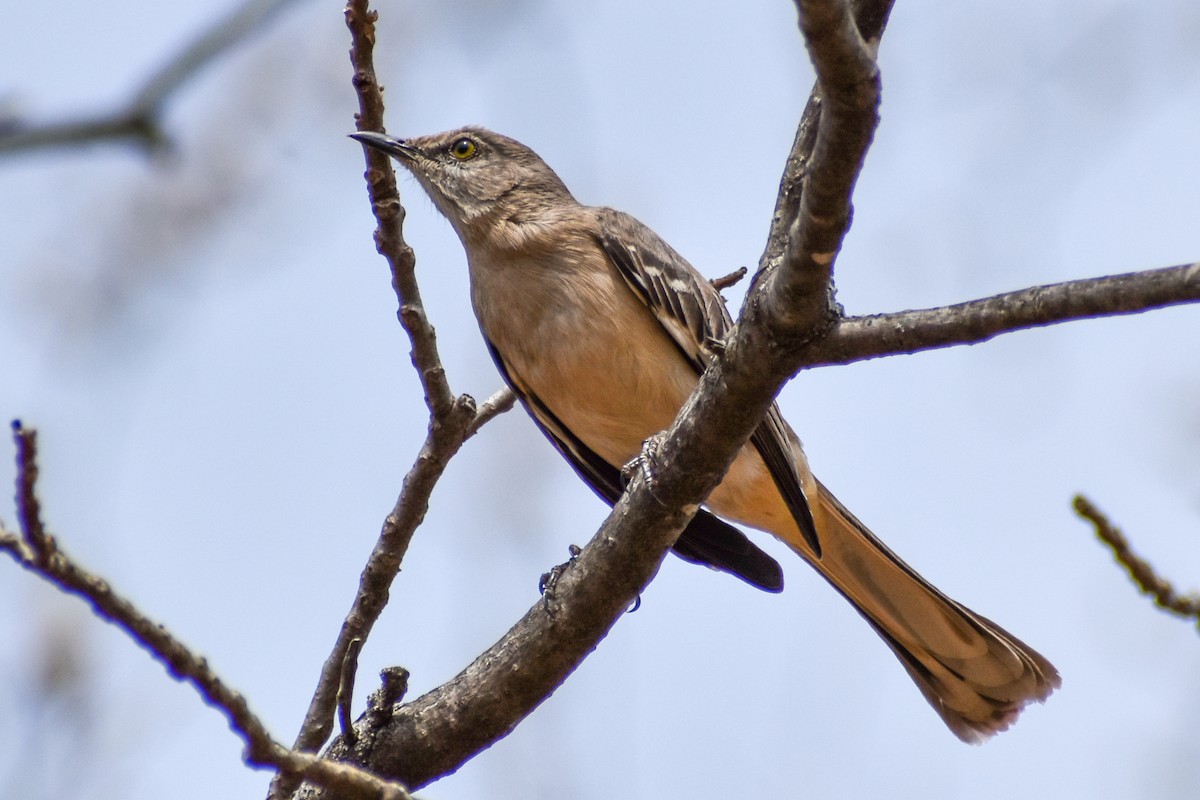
xmin=1073 ymin=495 xmax=1200 ymax=627
xmin=0 ymin=423 xmax=413 ymax=800
xmin=294 ymin=0 xmax=901 ymax=793
xmin=466 ymin=387 xmax=518 ymax=438
xmin=299 ymin=0 xmax=1199 ymax=793
xmin=5 ymin=0 xmax=1191 ymax=796
xmin=753 ymin=0 xmax=888 ymax=333
xmin=0 ymin=0 xmax=305 ymax=157
xmin=274 ymin=5 xmax=518 ymax=797
xmin=803 ymin=262 xmax=1200 ymax=367
xmin=760 ymin=0 xmax=895 ymax=283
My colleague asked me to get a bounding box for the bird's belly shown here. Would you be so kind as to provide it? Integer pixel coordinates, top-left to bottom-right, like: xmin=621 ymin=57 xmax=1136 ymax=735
xmin=707 ymin=448 xmax=805 ymax=540
xmin=523 ymin=320 xmax=700 ymax=468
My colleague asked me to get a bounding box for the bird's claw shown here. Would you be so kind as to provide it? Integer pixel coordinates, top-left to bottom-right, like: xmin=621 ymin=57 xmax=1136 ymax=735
xmin=620 ymin=433 xmax=669 ymax=507
xmin=540 ymin=544 xmax=582 ymax=614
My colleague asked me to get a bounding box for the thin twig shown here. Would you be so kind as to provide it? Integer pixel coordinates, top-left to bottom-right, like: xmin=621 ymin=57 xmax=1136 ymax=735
xmin=346 ymin=0 xmax=456 ymax=421
xmin=338 ymin=638 xmax=365 ymax=746
xmin=0 ymin=0 xmax=305 ymax=156
xmin=466 ymin=387 xmax=517 ymax=438
xmin=1073 ymin=495 xmax=1200 ymax=626
xmin=0 ymin=426 xmax=413 ymax=800
xmin=711 ymin=267 xmax=748 ymax=292
xmin=275 ymin=4 xmax=514 ymax=796
xmin=13 ymin=421 xmax=50 ymax=565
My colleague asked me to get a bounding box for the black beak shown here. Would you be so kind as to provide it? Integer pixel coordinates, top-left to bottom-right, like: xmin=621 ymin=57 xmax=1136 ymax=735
xmin=349 ymin=131 xmax=416 ymax=160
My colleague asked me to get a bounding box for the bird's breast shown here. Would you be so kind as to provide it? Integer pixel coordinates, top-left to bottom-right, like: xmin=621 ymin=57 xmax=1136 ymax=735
xmin=471 ymin=249 xmax=699 ymax=468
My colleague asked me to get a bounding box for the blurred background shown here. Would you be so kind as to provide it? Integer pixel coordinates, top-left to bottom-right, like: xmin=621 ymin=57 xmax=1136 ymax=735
xmin=2 ymin=1 xmax=1199 ymax=798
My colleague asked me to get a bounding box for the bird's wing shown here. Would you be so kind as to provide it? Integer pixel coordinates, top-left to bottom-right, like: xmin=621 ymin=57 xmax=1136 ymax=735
xmin=594 ymin=207 xmax=821 ymax=556
xmin=484 ymin=339 xmax=784 ymax=592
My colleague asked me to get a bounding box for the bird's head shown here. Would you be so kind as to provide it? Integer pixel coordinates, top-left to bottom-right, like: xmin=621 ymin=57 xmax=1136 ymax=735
xmin=350 ymin=126 xmax=575 ymax=243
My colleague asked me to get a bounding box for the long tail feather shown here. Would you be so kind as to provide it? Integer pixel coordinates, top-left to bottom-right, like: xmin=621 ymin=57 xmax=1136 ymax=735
xmin=796 ymin=482 xmax=1060 ymax=742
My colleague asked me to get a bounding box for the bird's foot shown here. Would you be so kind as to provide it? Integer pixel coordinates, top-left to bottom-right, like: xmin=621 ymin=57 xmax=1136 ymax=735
xmin=539 ymin=543 xmax=582 ymax=615
xmin=620 ymin=432 xmax=669 ymax=507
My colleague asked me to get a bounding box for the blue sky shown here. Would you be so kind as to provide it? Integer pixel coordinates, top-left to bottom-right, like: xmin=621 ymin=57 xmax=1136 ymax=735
xmin=2 ymin=1 xmax=1199 ymax=798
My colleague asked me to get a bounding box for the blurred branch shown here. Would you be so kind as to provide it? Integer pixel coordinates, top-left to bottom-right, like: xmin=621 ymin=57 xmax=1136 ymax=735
xmin=0 ymin=0 xmax=306 ymax=157
xmin=1073 ymin=495 xmax=1200 ymax=628
xmin=0 ymin=423 xmax=413 ymax=800
xmin=13 ymin=421 xmax=51 ymax=565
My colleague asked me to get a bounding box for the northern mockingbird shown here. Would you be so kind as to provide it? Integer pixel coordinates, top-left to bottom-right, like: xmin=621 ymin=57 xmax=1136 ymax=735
xmin=351 ymin=126 xmax=1060 ymax=742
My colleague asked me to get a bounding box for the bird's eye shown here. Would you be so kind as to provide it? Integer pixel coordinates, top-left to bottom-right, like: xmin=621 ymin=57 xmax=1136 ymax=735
xmin=449 ymin=138 xmax=477 ymax=160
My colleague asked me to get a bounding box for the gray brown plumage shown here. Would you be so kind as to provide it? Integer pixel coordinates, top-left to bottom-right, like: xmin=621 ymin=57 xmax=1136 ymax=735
xmin=351 ymin=126 xmax=1060 ymax=741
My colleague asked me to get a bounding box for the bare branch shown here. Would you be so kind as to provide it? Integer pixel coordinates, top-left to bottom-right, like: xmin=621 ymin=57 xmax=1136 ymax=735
xmin=1073 ymin=496 xmax=1200 ymax=627
xmin=0 ymin=0 xmax=305 ymax=157
xmin=278 ymin=397 xmax=482 ymax=785
xmin=276 ymin=5 xmax=517 ymax=796
xmin=338 ymin=638 xmax=365 ymax=746
xmin=761 ymin=0 xmax=895 ymax=284
xmin=467 ymin=387 xmax=518 ymax=438
xmin=346 ymin=1 xmax=456 ymax=421
xmin=300 ymin=0 xmax=1197 ymax=793
xmin=307 ymin=458 xmax=688 ymax=791
xmin=293 ymin=1 xmax=904 ymax=793
xmin=0 ymin=425 xmax=413 ymax=800
xmin=710 ymin=267 xmax=749 ymax=291
xmin=804 ymin=262 xmax=1200 ymax=367
xmin=753 ymin=0 xmax=888 ymax=332
xmin=13 ymin=421 xmax=51 ymax=565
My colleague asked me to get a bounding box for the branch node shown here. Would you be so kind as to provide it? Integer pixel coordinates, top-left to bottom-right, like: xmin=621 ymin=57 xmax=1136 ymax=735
xmin=366 ymin=666 xmax=410 ymax=724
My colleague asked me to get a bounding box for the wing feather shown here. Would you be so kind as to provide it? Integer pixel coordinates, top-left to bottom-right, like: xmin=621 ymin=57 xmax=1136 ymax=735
xmin=484 ymin=339 xmax=783 ymax=591
xmin=593 ymin=208 xmax=820 ymax=555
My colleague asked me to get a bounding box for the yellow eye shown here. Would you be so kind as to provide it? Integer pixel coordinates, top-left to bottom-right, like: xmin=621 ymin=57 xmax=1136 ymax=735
xmin=449 ymin=138 xmax=477 ymax=160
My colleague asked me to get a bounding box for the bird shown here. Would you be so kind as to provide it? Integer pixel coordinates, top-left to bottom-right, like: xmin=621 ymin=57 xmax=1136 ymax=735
xmin=351 ymin=126 xmax=1060 ymax=742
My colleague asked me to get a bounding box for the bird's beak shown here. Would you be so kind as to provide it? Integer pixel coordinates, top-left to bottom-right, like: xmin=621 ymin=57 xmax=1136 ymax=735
xmin=349 ymin=131 xmax=417 ymax=161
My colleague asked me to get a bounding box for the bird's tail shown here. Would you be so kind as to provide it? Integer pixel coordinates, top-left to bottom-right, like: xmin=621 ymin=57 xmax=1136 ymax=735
xmin=792 ymin=482 xmax=1060 ymax=742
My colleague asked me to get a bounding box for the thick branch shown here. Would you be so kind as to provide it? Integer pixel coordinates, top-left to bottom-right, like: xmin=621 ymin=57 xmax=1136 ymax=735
xmin=300 ymin=466 xmax=688 ymax=792
xmin=754 ymin=0 xmax=885 ymax=332
xmin=305 ymin=0 xmax=1197 ymax=793
xmin=760 ymin=0 xmax=894 ymax=299
xmin=295 ymin=0 xmax=900 ymax=793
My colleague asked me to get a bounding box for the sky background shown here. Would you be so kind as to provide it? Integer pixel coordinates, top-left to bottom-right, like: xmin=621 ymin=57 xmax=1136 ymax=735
xmin=2 ymin=1 xmax=1199 ymax=798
